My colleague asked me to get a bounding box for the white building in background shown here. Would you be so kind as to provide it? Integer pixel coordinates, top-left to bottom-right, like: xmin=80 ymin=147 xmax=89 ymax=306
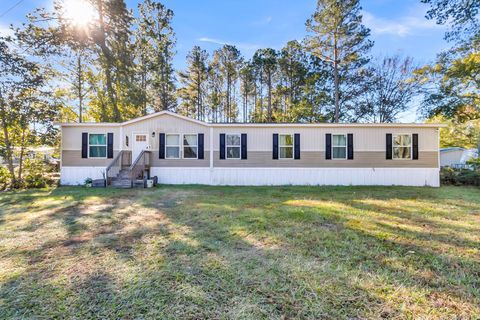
xmin=440 ymin=147 xmax=479 ymax=168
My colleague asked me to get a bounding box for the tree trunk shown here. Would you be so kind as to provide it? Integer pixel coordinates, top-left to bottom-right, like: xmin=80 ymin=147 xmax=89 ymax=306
xmin=96 ymin=0 xmax=119 ymax=122
xmin=77 ymin=54 xmax=83 ymax=123
xmin=333 ymin=39 xmax=340 ymax=123
xmin=267 ymin=71 xmax=272 ymax=122
xmin=17 ymin=127 xmax=26 ymax=183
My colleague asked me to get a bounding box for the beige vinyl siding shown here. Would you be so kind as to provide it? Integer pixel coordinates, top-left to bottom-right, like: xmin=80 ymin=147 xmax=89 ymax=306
xmin=62 ymin=150 xmax=120 ymax=166
xmin=212 ymin=127 xmax=438 ymax=152
xmin=61 ymin=126 xmax=121 ymax=150
xmin=150 ymin=152 xmax=210 ymax=167
xmin=213 ymin=151 xmax=438 ymax=168
xmin=122 ymin=113 xmax=209 ymax=151
xmin=60 ymin=113 xmax=440 ymax=169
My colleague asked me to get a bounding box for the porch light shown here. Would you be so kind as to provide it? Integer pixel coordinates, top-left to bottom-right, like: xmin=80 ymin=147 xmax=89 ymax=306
xmin=152 ymin=132 xmax=156 ymax=138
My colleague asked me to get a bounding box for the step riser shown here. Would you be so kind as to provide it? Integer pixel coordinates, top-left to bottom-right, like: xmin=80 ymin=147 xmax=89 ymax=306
xmin=108 ymin=168 xmax=148 ymax=188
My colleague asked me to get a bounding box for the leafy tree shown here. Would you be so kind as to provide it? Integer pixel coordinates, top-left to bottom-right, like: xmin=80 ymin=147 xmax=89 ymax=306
xmin=428 ymin=113 xmax=480 ymax=149
xmin=177 ymin=46 xmax=209 ymax=120
xmin=305 ymin=0 xmax=373 ymax=122
xmin=353 ymin=56 xmax=420 ymax=122
xmin=419 ymin=0 xmax=480 ymax=150
xmin=0 ymin=37 xmax=57 ymax=188
xmin=422 ymin=0 xmax=479 ymax=43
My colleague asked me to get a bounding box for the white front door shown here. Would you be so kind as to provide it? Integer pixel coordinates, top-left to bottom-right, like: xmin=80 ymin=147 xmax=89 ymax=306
xmin=132 ymin=133 xmax=149 ymax=161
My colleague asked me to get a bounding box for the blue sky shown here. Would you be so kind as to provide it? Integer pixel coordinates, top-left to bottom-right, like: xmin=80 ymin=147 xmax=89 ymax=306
xmin=0 ymin=0 xmax=449 ymax=121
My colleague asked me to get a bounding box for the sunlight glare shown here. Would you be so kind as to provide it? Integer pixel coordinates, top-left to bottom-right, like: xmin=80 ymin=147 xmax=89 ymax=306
xmin=62 ymin=0 xmax=96 ymax=27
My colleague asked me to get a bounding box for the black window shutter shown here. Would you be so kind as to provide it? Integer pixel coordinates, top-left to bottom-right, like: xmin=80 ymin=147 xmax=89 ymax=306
xmin=412 ymin=133 xmax=419 ymax=160
xmin=107 ymin=133 xmax=114 ymax=159
xmin=198 ymin=133 xmax=204 ymax=159
xmin=273 ymin=134 xmax=279 ymax=159
xmin=294 ymin=133 xmax=300 ymax=159
xmin=325 ymin=134 xmax=332 ymax=160
xmin=81 ymin=132 xmax=88 ymax=158
xmin=386 ymin=133 xmax=393 ymax=160
xmin=159 ymin=133 xmax=165 ymax=159
xmin=219 ymin=134 xmax=226 ymax=159
xmin=347 ymin=133 xmax=354 ymax=160
xmin=241 ymin=133 xmax=247 ymax=160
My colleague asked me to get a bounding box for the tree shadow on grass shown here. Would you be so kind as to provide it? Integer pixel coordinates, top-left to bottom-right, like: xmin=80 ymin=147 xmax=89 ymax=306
xmin=1 ymin=185 xmax=479 ymax=319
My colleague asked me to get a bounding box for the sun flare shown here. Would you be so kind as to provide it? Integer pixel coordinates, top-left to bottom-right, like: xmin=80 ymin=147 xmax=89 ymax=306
xmin=62 ymin=0 xmax=96 ymax=27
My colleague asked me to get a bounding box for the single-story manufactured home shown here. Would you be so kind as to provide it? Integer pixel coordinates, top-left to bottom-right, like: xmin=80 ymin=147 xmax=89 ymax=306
xmin=58 ymin=111 xmax=445 ymax=187
xmin=440 ymin=147 xmax=479 ymax=168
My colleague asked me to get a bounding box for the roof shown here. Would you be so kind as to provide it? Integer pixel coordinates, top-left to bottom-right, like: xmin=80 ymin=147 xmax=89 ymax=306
xmin=56 ymin=110 xmax=447 ymax=128
xmin=440 ymin=147 xmax=466 ymax=152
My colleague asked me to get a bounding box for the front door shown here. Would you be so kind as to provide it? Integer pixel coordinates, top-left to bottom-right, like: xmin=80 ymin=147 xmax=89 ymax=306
xmin=132 ymin=133 xmax=149 ymax=161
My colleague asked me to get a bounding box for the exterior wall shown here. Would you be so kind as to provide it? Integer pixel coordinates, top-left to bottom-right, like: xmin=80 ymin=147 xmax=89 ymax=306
xmin=61 ymin=166 xmax=106 ymax=185
xmin=122 ymin=113 xmax=210 ymax=153
xmin=440 ymin=150 xmax=464 ymax=167
xmin=61 ymin=125 xmax=121 ymax=150
xmin=212 ymin=126 xmax=438 ymax=152
xmin=59 ymin=112 xmax=442 ymax=186
xmin=212 ymin=151 xmax=437 ymax=168
xmin=151 ymin=167 xmax=440 ymax=187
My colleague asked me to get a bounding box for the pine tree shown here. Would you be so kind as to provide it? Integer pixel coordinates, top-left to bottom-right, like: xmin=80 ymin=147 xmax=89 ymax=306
xmin=137 ymin=0 xmax=177 ymax=112
xmin=277 ymin=41 xmax=309 ymax=121
xmin=212 ymin=45 xmax=243 ymax=122
xmin=252 ymin=48 xmax=278 ymax=122
xmin=305 ymin=0 xmax=373 ymax=122
xmin=239 ymin=62 xmax=255 ymax=122
xmin=177 ymin=46 xmax=209 ymax=120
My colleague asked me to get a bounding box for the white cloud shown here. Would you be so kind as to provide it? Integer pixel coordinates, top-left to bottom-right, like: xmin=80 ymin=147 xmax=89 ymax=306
xmin=251 ymin=16 xmax=273 ymax=26
xmin=363 ymin=9 xmax=443 ymax=37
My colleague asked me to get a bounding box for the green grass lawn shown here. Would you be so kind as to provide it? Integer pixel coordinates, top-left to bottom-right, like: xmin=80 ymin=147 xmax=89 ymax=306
xmin=0 ymin=185 xmax=479 ymax=319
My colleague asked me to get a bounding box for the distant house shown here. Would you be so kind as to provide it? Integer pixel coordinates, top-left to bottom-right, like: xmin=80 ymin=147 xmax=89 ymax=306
xmin=0 ymin=146 xmax=58 ymax=166
xmin=440 ymin=147 xmax=479 ymax=168
xmin=57 ymin=111 xmax=445 ymax=187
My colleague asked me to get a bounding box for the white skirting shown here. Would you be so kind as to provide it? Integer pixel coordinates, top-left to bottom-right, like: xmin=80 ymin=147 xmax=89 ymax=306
xmin=150 ymin=167 xmax=440 ymax=187
xmin=61 ymin=166 xmax=106 ymax=185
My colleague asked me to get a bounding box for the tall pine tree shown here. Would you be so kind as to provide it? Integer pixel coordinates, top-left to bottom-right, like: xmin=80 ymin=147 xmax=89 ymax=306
xmin=305 ymin=0 xmax=373 ymax=122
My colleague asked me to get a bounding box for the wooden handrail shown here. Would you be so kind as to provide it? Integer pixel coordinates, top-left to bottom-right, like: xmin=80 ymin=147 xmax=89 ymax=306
xmin=105 ymin=150 xmax=132 ymax=186
xmin=129 ymin=150 xmax=150 ymax=170
xmin=106 ymin=150 xmax=124 ymax=174
xmin=129 ymin=150 xmax=151 ymax=182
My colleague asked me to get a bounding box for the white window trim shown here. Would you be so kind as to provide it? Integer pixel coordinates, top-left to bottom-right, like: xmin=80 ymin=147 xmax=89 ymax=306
xmin=88 ymin=133 xmax=107 ymax=159
xmin=183 ymin=133 xmax=198 ymax=159
xmin=225 ymin=133 xmax=241 ymax=160
xmin=278 ymin=133 xmax=294 ymax=160
xmin=332 ymin=133 xmax=348 ymax=160
xmin=392 ymin=133 xmax=413 ymax=160
xmin=165 ymin=133 xmax=181 ymax=159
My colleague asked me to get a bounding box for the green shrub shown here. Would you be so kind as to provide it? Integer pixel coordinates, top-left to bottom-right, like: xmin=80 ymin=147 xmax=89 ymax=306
xmin=22 ymin=158 xmax=56 ymax=189
xmin=0 ymin=166 xmax=11 ymax=190
xmin=441 ymin=167 xmax=480 ymax=186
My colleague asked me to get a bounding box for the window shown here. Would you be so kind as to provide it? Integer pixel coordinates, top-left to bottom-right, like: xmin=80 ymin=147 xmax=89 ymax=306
xmin=165 ymin=134 xmax=180 ymax=159
xmin=183 ymin=134 xmax=198 ymax=159
xmin=393 ymin=134 xmax=412 ymax=159
xmin=226 ymin=134 xmax=241 ymax=159
xmin=279 ymin=134 xmax=293 ymax=159
xmin=332 ymin=134 xmax=347 ymax=159
xmin=89 ymin=134 xmax=107 ymax=158
xmin=136 ymin=135 xmax=146 ymax=142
